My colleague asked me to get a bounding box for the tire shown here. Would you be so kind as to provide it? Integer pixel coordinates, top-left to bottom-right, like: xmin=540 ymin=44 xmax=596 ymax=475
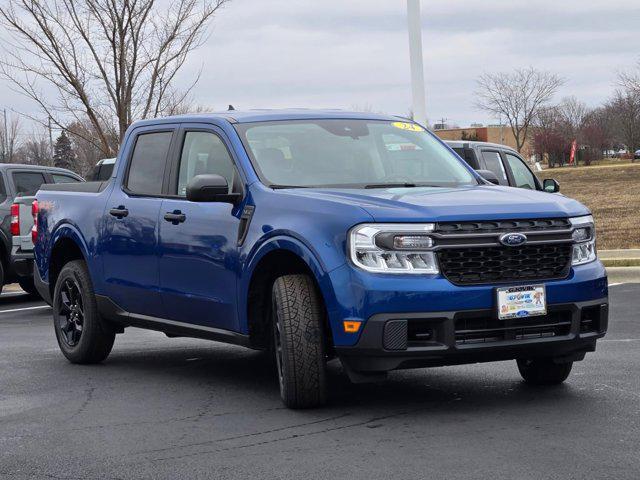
xmin=18 ymin=278 xmax=37 ymax=296
xmin=0 ymin=260 xmax=5 ymax=295
xmin=53 ymin=260 xmax=115 ymax=364
xmin=272 ymin=274 xmax=327 ymax=409
xmin=517 ymin=358 xmax=573 ymax=385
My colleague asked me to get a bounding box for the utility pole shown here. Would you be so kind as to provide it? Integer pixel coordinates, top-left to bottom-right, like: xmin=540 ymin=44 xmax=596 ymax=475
xmin=2 ymin=109 xmax=7 ymax=163
xmin=407 ymin=0 xmax=427 ymax=127
xmin=48 ymin=116 xmax=54 ymax=166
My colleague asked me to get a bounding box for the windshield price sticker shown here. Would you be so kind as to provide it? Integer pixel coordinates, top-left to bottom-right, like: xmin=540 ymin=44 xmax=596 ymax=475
xmin=391 ymin=122 xmax=425 ymax=132
xmin=497 ymin=285 xmax=546 ymax=320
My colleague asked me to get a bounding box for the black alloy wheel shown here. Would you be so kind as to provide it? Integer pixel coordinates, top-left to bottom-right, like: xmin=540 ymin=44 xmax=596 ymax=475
xmin=53 ymin=260 xmax=115 ymax=364
xmin=56 ymin=276 xmax=85 ymax=347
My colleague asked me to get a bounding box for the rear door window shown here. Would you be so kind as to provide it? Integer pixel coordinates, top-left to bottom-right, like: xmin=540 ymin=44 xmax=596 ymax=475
xmin=12 ymin=172 xmax=47 ymax=196
xmin=96 ymin=163 xmax=115 ymax=181
xmin=480 ymin=151 xmax=509 ymax=185
xmin=126 ymin=131 xmax=173 ymax=195
xmin=0 ymin=175 xmax=6 ymax=203
xmin=52 ymin=174 xmax=81 ymax=183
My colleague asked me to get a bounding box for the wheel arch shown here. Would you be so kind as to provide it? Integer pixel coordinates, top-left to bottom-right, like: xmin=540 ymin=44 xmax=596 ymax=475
xmin=242 ymin=237 xmax=340 ymax=351
xmin=47 ymin=225 xmax=92 ymax=299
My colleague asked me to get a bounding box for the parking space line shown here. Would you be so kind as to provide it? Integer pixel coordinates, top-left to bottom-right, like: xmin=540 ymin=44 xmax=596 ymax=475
xmin=0 ymin=305 xmax=49 ymax=314
xmin=600 ymin=338 xmax=640 ymax=342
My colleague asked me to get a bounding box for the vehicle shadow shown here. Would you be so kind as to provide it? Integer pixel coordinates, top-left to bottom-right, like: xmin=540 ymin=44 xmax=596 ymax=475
xmin=0 ymin=290 xmax=37 ymax=306
xmin=98 ymin=338 xmax=585 ymax=415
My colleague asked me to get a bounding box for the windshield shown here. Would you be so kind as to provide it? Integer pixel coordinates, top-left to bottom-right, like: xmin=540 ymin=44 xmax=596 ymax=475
xmin=235 ymin=119 xmax=478 ymax=188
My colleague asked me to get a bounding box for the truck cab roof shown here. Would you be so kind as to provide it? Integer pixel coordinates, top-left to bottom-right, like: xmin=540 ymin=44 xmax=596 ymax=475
xmin=131 ymin=109 xmax=405 ymax=127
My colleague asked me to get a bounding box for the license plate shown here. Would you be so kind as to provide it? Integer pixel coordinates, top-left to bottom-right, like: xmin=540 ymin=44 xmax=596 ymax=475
xmin=497 ymin=285 xmax=546 ymax=320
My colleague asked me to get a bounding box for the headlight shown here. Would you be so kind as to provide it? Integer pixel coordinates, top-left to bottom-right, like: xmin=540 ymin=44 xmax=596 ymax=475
xmin=569 ymin=215 xmax=597 ymax=265
xmin=349 ymin=224 xmax=438 ymax=274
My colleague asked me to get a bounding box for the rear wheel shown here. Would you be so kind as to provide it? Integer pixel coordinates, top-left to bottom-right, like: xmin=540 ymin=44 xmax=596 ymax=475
xmin=0 ymin=260 xmax=5 ymax=295
xmin=272 ymin=274 xmax=327 ymax=408
xmin=517 ymin=358 xmax=573 ymax=385
xmin=53 ymin=260 xmax=115 ymax=364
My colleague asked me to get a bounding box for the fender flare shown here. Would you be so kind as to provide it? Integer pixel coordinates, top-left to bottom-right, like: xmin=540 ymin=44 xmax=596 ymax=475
xmin=239 ymin=235 xmax=342 ymax=330
xmin=41 ymin=222 xmax=93 ymax=283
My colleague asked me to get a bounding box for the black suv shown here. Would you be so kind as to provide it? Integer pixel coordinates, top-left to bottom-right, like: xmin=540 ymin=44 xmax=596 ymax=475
xmin=1 ymin=164 xmax=83 ymax=294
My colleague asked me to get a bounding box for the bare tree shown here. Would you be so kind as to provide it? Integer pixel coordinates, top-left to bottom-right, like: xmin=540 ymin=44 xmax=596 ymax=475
xmin=533 ymin=105 xmax=566 ymax=167
xmin=475 ymin=67 xmax=564 ymax=152
xmin=67 ymin=119 xmax=116 ymax=176
xmin=619 ymin=60 xmax=640 ymax=95
xmin=559 ymin=96 xmax=588 ymax=142
xmin=0 ymin=0 xmax=229 ymax=157
xmin=16 ymin=131 xmax=52 ymax=166
xmin=581 ymin=107 xmax=615 ymax=164
xmin=609 ymin=89 xmax=640 ymax=162
xmin=0 ymin=111 xmax=21 ymax=163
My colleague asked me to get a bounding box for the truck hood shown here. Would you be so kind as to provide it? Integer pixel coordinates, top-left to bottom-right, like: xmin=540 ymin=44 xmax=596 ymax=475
xmin=281 ymin=185 xmax=590 ymax=222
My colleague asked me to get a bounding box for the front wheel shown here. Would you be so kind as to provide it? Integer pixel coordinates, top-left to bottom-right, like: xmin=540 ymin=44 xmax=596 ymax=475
xmin=517 ymin=358 xmax=573 ymax=385
xmin=53 ymin=260 xmax=115 ymax=364
xmin=272 ymin=274 xmax=327 ymax=408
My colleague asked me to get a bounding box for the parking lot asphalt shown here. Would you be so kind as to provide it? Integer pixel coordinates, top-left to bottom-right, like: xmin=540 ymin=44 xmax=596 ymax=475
xmin=0 ymin=284 xmax=638 ymax=480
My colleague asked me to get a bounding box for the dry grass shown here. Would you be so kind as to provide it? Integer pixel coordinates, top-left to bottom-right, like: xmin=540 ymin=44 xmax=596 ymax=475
xmin=537 ymin=162 xmax=640 ymax=250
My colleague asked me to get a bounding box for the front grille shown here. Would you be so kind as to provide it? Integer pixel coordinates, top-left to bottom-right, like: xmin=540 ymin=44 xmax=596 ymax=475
xmin=437 ymin=218 xmax=571 ymax=233
xmin=438 ymin=244 xmax=572 ymax=285
xmin=455 ymin=311 xmax=571 ymax=345
xmin=433 ymin=218 xmax=574 ymax=286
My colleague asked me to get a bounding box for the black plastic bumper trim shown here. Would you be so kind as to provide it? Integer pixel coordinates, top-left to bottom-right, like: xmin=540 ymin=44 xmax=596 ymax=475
xmin=336 ymin=297 xmax=608 ymax=373
xmin=33 ymin=264 xmax=52 ymax=306
xmin=10 ymin=247 xmax=34 ymax=278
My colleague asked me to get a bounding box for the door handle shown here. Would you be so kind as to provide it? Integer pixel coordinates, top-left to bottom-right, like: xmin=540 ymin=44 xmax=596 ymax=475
xmin=164 ymin=211 xmax=186 ymax=224
xmin=109 ymin=206 xmax=129 ymax=219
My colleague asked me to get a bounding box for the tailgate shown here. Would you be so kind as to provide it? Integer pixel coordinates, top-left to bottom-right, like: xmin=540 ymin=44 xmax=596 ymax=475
xmin=13 ymin=196 xmax=36 ymax=252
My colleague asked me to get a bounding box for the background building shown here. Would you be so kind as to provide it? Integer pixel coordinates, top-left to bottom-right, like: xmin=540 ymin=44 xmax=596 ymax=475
xmin=434 ymin=125 xmax=534 ymax=159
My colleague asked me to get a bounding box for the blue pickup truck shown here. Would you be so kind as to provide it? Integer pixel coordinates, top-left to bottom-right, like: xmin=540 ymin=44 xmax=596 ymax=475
xmin=33 ymin=110 xmax=608 ymax=408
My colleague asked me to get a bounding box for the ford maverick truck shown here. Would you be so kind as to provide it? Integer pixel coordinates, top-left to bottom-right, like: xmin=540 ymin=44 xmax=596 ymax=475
xmin=33 ymin=111 xmax=608 ymax=408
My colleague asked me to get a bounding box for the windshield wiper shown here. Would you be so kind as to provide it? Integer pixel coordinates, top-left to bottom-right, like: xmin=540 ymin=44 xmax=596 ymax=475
xmin=269 ymin=184 xmax=310 ymax=189
xmin=363 ymin=183 xmax=448 ymax=189
xmin=364 ymin=183 xmax=417 ymax=189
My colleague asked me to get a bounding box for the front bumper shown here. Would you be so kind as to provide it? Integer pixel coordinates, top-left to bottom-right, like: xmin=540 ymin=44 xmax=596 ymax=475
xmin=336 ymin=297 xmax=608 ymax=373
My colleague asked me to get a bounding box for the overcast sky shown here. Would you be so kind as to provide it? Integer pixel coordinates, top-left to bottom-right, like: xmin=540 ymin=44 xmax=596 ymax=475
xmin=1 ymin=0 xmax=639 ymax=130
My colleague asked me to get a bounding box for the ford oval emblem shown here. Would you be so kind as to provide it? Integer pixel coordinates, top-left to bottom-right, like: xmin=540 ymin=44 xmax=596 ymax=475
xmin=499 ymin=232 xmax=527 ymax=247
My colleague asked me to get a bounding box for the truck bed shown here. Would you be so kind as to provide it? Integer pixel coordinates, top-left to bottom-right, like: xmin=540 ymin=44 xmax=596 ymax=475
xmin=38 ymin=181 xmax=110 ymax=193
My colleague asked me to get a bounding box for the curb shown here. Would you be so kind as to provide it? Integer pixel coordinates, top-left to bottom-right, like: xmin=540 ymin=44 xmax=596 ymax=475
xmin=599 ymin=250 xmax=640 ymax=268
xmin=606 ymin=267 xmax=640 ymax=285
xmin=601 ymin=258 xmax=640 ymax=267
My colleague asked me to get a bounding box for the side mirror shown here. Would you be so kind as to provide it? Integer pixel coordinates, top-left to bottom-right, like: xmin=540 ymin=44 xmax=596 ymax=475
xmin=186 ymin=174 xmax=241 ymax=203
xmin=543 ymin=178 xmax=560 ymax=193
xmin=476 ymin=169 xmax=500 ymax=185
